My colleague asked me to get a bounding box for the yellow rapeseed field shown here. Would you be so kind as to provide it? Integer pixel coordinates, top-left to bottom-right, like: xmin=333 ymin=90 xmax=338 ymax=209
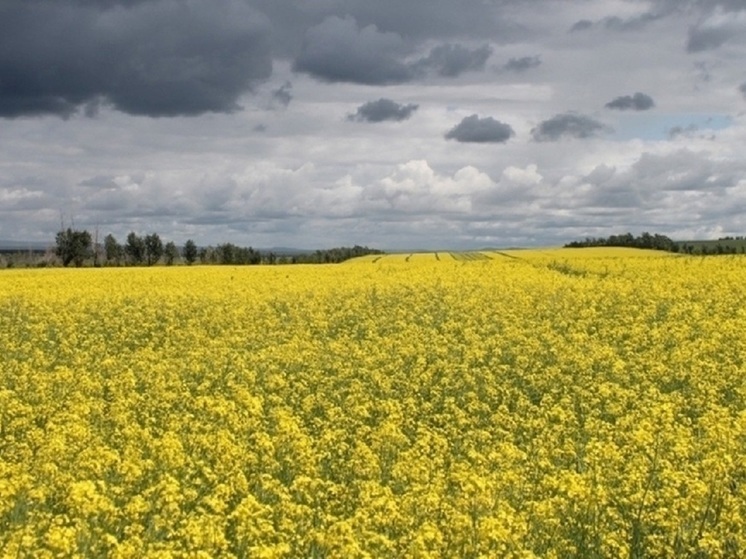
xmin=1 ymin=249 xmax=745 ymax=558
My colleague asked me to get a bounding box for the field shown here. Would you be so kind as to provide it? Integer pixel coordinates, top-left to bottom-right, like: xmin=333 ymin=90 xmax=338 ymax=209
xmin=1 ymin=248 xmax=745 ymax=558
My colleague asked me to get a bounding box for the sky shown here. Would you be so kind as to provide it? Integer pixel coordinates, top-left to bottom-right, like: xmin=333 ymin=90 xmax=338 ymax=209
xmin=1 ymin=0 xmax=745 ymax=250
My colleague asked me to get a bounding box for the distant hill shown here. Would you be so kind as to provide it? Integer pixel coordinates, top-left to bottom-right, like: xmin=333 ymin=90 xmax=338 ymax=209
xmin=0 ymin=240 xmax=49 ymax=252
xmin=261 ymin=247 xmax=315 ymax=255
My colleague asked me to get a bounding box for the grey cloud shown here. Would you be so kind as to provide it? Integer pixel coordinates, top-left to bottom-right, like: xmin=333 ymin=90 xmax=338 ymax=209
xmin=444 ymin=115 xmax=514 ymax=143
xmin=78 ymin=175 xmax=120 ymax=189
xmin=294 ymin=17 xmax=493 ymax=84
xmin=0 ymin=0 xmax=272 ymax=118
xmin=271 ymin=82 xmax=293 ymax=108
xmin=416 ymin=43 xmax=493 ymax=77
xmin=531 ymin=113 xmax=611 ymax=142
xmin=569 ymin=12 xmax=663 ymax=33
xmin=632 ymin=150 xmax=739 ymax=192
xmin=503 ymin=55 xmax=541 ymax=73
xmin=605 ymin=92 xmax=655 ymax=111
xmin=740 ymin=82 xmax=746 ymax=98
xmin=577 ymin=150 xmax=742 ymax=219
xmin=668 ymin=124 xmax=699 ymax=139
xmin=287 ymin=0 xmax=524 ymax=43
xmin=293 ymin=16 xmax=413 ymax=84
xmin=687 ymin=25 xmax=730 ymax=52
xmin=569 ymin=19 xmax=593 ymax=32
xmin=247 ymin=0 xmax=528 ymax=62
xmin=348 ymin=99 xmax=418 ymax=122
xmin=603 ymin=12 xmax=663 ymax=31
xmin=686 ymin=8 xmax=746 ymax=52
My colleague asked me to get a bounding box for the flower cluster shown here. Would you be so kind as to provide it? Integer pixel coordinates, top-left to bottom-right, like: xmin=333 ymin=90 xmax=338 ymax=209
xmin=1 ymin=249 xmax=745 ymax=557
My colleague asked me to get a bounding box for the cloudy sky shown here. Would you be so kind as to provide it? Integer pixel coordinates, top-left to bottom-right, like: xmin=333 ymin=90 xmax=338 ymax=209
xmin=1 ymin=0 xmax=745 ymax=250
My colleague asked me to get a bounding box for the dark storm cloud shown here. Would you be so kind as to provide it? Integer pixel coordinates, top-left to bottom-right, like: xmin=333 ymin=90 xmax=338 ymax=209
xmin=444 ymin=115 xmax=514 ymax=143
xmin=293 ymin=16 xmax=413 ymax=85
xmin=278 ymin=0 xmax=523 ymax=44
xmin=415 ymin=44 xmax=493 ymax=77
xmin=247 ymin=0 xmax=527 ymax=62
xmin=348 ymin=99 xmax=418 ymax=123
xmin=531 ymin=113 xmax=610 ymax=142
xmin=0 ymin=0 xmax=272 ymax=118
xmin=293 ymin=15 xmax=495 ymax=84
xmin=503 ymin=56 xmax=541 ymax=73
xmin=605 ymin=92 xmax=655 ymax=111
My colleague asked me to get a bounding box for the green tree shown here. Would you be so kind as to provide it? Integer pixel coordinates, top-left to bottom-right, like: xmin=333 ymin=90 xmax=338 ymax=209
xmin=125 ymin=232 xmax=146 ymax=265
xmin=183 ymin=239 xmax=198 ymax=265
xmin=164 ymin=241 xmax=178 ymax=266
xmin=144 ymin=233 xmax=163 ymax=266
xmin=217 ymin=243 xmax=236 ymax=265
xmin=104 ymin=234 xmax=123 ymax=265
xmin=55 ymin=228 xmax=92 ymax=267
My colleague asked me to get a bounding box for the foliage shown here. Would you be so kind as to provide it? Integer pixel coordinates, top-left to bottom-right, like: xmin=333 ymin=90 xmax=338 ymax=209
xmin=294 ymin=245 xmax=384 ymax=264
xmin=144 ymin=233 xmax=163 ymax=266
xmin=215 ymin=242 xmax=261 ymax=265
xmin=54 ymin=228 xmax=92 ymax=267
xmin=104 ymin=234 xmax=123 ymax=265
xmin=1 ymin=248 xmax=745 ymax=557
xmin=565 ymin=232 xmax=679 ymax=252
xmin=183 ymin=239 xmax=198 ymax=265
xmin=678 ymin=237 xmax=746 ymax=255
xmin=125 ymin=232 xmax=146 ymax=265
xmin=164 ymin=241 xmax=179 ymax=266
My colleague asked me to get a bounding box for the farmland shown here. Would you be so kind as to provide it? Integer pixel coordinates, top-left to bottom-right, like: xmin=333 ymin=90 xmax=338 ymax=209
xmin=1 ymin=249 xmax=745 ymax=558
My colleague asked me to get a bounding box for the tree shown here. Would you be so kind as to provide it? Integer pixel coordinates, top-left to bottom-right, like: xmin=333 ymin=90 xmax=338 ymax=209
xmin=164 ymin=241 xmax=178 ymax=266
xmin=55 ymin=228 xmax=92 ymax=267
xmin=217 ymin=243 xmax=236 ymax=265
xmin=144 ymin=233 xmax=163 ymax=266
xmin=104 ymin=234 xmax=123 ymax=265
xmin=183 ymin=239 xmax=198 ymax=265
xmin=125 ymin=232 xmax=146 ymax=265
xmin=93 ymin=226 xmax=101 ymax=267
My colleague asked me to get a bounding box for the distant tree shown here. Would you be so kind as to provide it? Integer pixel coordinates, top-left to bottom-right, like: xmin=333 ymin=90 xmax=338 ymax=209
xmin=564 ymin=232 xmax=678 ymax=253
xmin=104 ymin=234 xmax=123 ymax=265
xmin=290 ymin=245 xmax=383 ymax=264
xmin=164 ymin=241 xmax=178 ymax=266
xmin=92 ymin=226 xmax=102 ymax=267
xmin=144 ymin=233 xmax=163 ymax=266
xmin=125 ymin=232 xmax=146 ymax=265
xmin=55 ymin=228 xmax=92 ymax=267
xmin=183 ymin=239 xmax=198 ymax=265
xmin=217 ymin=243 xmax=236 ymax=265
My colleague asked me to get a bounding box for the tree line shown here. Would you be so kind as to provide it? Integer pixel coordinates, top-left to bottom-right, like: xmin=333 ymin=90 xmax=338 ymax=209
xmin=564 ymin=232 xmax=679 ymax=252
xmin=51 ymin=228 xmax=382 ymax=268
xmin=564 ymin=232 xmax=746 ymax=255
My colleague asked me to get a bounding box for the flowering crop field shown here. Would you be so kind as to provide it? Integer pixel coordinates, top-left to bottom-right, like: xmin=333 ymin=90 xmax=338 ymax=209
xmin=1 ymin=249 xmax=746 ymax=558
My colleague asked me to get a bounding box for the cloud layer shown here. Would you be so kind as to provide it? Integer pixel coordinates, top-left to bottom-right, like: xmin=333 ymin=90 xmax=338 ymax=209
xmin=1 ymin=0 xmax=745 ymax=249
